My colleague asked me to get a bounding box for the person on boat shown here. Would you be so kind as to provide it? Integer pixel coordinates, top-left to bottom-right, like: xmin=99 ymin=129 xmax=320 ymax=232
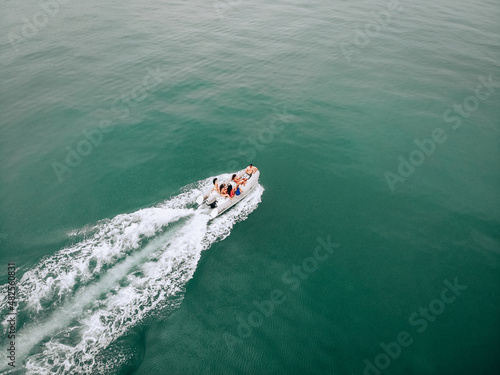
xmin=230 ymin=174 xmax=244 ymax=195
xmin=231 ymin=173 xmax=245 ymax=186
xmin=219 ymin=184 xmax=229 ymax=197
xmin=245 ymin=164 xmax=258 ymax=175
xmin=212 ymin=178 xmax=219 ymax=193
xmin=227 ymin=184 xmax=236 ymax=198
xmin=241 ymin=164 xmax=258 ymax=182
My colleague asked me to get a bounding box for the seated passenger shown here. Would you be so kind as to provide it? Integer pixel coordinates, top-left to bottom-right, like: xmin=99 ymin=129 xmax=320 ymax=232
xmin=231 ymin=173 xmax=245 ymax=186
xmin=212 ymin=178 xmax=219 ymax=193
xmin=245 ymin=164 xmax=258 ymax=175
xmin=227 ymin=184 xmax=235 ymax=198
xmin=242 ymin=164 xmax=258 ymax=181
xmin=219 ymin=184 xmax=230 ymax=198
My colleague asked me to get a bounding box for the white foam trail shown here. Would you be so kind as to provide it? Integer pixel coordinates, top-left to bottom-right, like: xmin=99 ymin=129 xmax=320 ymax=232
xmin=0 ymin=179 xmax=263 ymax=374
xmin=13 ymin=222 xmax=192 ymax=363
xmin=17 ymin=208 xmax=194 ymax=314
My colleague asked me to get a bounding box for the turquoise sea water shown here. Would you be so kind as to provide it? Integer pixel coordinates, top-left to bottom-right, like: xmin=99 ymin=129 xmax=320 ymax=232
xmin=1 ymin=0 xmax=499 ymax=374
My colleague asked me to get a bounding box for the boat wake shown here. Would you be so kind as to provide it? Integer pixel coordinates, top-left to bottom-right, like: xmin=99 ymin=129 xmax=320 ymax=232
xmin=0 ymin=177 xmax=264 ymax=374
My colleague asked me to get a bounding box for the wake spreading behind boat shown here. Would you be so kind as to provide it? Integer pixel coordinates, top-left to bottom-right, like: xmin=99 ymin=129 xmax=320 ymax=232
xmin=196 ymin=168 xmax=260 ymax=218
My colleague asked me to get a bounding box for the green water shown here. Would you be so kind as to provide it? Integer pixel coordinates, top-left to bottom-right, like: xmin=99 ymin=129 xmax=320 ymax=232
xmin=1 ymin=0 xmax=499 ymax=374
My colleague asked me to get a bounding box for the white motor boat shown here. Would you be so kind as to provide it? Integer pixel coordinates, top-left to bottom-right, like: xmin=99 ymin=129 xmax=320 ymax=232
xmin=196 ymin=169 xmax=260 ymax=218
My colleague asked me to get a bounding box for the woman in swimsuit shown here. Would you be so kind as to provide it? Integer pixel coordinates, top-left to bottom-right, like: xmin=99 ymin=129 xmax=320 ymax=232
xmin=232 ymin=174 xmax=245 ymax=186
xmin=227 ymin=184 xmax=235 ymax=198
xmin=219 ymin=184 xmax=230 ymax=198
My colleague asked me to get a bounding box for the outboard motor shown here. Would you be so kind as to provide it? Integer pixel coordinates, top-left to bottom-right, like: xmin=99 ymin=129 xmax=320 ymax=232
xmin=206 ymin=196 xmax=218 ymax=208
